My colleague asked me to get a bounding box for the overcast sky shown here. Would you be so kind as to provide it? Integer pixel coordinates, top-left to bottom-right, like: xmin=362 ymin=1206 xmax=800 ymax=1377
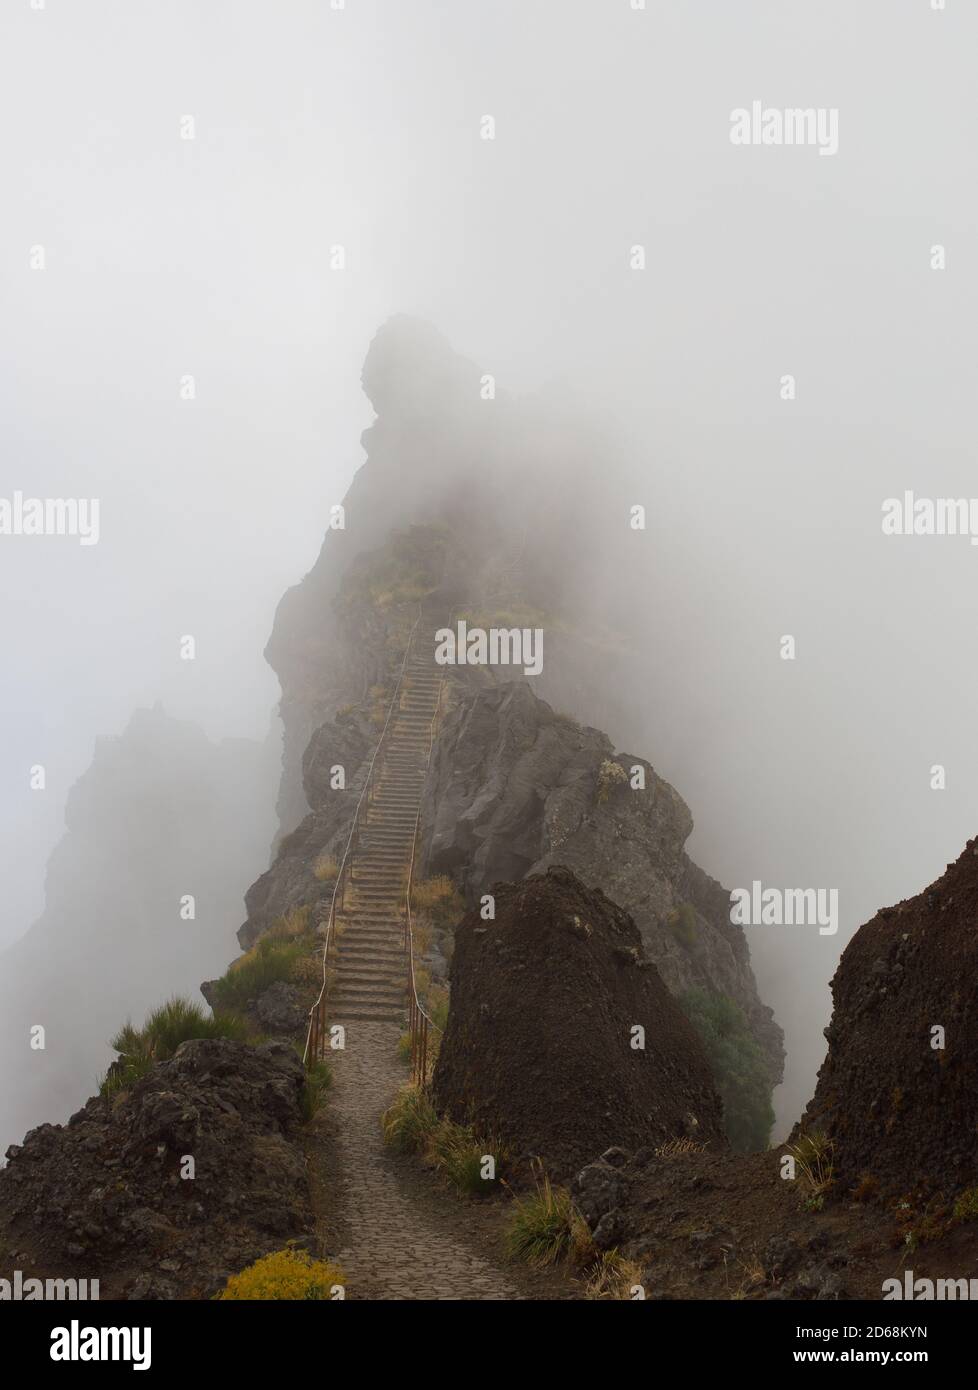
xmin=2 ymin=0 xmax=975 ymax=1126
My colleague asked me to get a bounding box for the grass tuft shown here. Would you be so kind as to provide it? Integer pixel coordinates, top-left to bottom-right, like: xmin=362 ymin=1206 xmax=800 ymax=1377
xmin=300 ymin=1059 xmax=333 ymax=1123
xmin=381 ymin=1083 xmax=439 ymax=1153
xmin=787 ymin=1130 xmax=835 ymax=1202
xmin=380 ymin=1085 xmax=505 ymax=1195
xmin=505 ymin=1172 xmax=593 ymax=1266
xmin=411 ymin=876 xmax=465 ymax=930
xmin=584 ymin=1249 xmax=645 ymax=1300
xmin=426 ymin=1120 xmax=506 ymax=1196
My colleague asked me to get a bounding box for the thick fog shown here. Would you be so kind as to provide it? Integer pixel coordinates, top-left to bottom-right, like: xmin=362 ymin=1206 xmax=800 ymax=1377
xmin=2 ymin=0 xmax=975 ymax=1138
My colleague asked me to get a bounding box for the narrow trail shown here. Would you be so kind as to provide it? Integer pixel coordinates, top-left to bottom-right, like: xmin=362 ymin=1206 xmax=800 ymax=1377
xmin=321 ymin=621 xmax=521 ymax=1299
xmin=329 ymin=1019 xmax=520 ymax=1299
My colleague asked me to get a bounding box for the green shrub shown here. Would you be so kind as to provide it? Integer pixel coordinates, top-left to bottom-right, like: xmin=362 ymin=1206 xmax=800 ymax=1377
xmin=210 ymin=933 xmax=313 ymax=1011
xmin=679 ymin=987 xmax=774 ymax=1152
xmin=98 ymin=1052 xmax=155 ymax=1098
xmin=216 ymin=1249 xmax=345 ymax=1300
xmin=139 ymin=997 xmax=248 ymax=1055
xmin=100 ymin=996 xmax=248 ymax=1097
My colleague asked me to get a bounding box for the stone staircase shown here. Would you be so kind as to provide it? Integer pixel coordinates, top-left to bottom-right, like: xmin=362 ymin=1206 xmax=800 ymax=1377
xmin=328 ymin=628 xmax=444 ymax=1024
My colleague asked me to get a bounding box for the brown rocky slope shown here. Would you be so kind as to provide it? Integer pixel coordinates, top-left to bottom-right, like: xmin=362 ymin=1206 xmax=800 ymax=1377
xmin=797 ymin=836 xmax=978 ymax=1198
xmin=431 ymin=865 xmax=726 ymax=1181
xmin=0 ymin=1039 xmax=313 ymax=1300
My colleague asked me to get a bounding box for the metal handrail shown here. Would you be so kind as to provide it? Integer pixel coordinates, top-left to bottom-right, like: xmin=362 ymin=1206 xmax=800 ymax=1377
xmin=302 ymin=607 xmax=423 ymax=1067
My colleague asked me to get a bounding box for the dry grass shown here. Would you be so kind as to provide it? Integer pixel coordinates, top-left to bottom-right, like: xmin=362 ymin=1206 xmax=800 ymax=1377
xmin=787 ymin=1130 xmax=835 ymax=1199
xmin=411 ymin=875 xmax=465 ymax=929
xmin=267 ymin=905 xmax=313 ymax=941
xmin=313 ymin=854 xmax=339 ymax=883
xmin=727 ymin=1253 xmax=767 ymax=1300
xmin=654 ymin=1136 xmax=708 ymax=1158
xmin=584 ymin=1250 xmax=645 ymax=1300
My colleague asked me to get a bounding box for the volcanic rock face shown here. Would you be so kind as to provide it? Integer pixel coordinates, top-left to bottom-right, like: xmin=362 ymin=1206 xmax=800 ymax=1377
xmin=0 ymin=1039 xmax=311 ymax=1299
xmin=798 ymin=838 xmax=978 ymax=1197
xmin=237 ymin=712 xmax=371 ymax=948
xmin=420 ymin=680 xmax=783 ymax=1090
xmin=431 ymin=866 xmax=726 ymax=1180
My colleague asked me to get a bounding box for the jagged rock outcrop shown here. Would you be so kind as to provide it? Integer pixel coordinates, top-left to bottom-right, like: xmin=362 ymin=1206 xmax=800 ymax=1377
xmin=263 ymin=319 xmax=488 ymax=838
xmin=0 ymin=1039 xmax=311 ymax=1299
xmin=262 ymin=316 xmax=653 ymax=842
xmin=797 ymin=837 xmax=978 ymax=1196
xmin=432 ymin=866 xmax=726 ymax=1180
xmin=420 ymin=680 xmax=783 ymax=1090
xmin=0 ymin=706 xmax=277 ymax=1154
xmin=237 ymin=712 xmax=372 ymax=948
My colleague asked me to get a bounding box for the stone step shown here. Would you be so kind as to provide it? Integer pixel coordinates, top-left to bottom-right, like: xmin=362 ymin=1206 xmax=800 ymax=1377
xmin=336 ymin=968 xmax=405 ymax=986
xmin=337 ymin=937 xmax=403 ymax=953
xmin=342 ymin=913 xmax=402 ymax=925
xmin=329 ymin=1005 xmax=405 ymax=1023
xmin=337 ymin=949 xmax=404 ymax=966
xmin=340 ymin=923 xmax=404 ymax=938
xmin=331 ymin=984 xmax=406 ymax=1003
xmin=338 ymin=910 xmax=403 ymax=923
